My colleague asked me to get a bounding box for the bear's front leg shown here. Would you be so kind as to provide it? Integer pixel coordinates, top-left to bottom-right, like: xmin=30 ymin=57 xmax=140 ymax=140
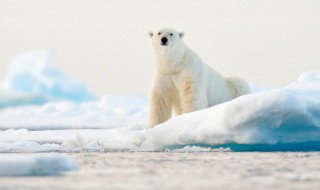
xmin=147 ymin=83 xmax=172 ymax=128
xmin=180 ymin=79 xmax=206 ymax=114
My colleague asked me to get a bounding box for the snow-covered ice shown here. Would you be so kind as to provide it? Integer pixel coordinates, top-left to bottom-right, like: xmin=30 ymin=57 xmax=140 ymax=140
xmin=0 ymin=154 xmax=78 ymax=176
xmin=1 ymin=71 xmax=320 ymax=152
xmin=142 ymin=79 xmax=320 ymax=151
xmin=0 ymin=95 xmax=147 ymax=130
xmin=0 ymin=51 xmax=319 ymax=152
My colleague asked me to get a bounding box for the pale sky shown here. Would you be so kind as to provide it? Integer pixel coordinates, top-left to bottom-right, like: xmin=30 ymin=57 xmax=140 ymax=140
xmin=0 ymin=0 xmax=320 ymax=96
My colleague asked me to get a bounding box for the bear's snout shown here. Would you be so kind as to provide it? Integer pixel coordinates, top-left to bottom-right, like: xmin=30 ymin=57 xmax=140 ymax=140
xmin=161 ymin=37 xmax=168 ymax=46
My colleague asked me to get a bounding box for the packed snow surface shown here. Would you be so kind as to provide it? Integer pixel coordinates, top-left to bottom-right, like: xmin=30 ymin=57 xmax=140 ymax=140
xmin=0 ymin=51 xmax=319 ymax=152
xmin=2 ymin=152 xmax=320 ymax=190
xmin=0 ymin=154 xmax=78 ymax=176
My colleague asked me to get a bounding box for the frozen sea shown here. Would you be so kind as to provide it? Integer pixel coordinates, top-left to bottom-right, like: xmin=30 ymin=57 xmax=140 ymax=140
xmin=0 ymin=50 xmax=320 ymax=189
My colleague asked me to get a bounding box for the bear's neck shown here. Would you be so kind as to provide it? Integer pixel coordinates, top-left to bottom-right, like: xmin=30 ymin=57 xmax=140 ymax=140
xmin=154 ymin=43 xmax=187 ymax=75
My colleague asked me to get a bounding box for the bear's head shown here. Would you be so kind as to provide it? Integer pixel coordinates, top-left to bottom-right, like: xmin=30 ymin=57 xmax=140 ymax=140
xmin=148 ymin=28 xmax=185 ymax=52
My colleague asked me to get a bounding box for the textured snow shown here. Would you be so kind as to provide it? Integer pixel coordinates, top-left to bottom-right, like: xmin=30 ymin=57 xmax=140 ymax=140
xmin=0 ymin=154 xmax=78 ymax=176
xmin=164 ymin=146 xmax=232 ymax=153
xmin=2 ymin=152 xmax=320 ymax=190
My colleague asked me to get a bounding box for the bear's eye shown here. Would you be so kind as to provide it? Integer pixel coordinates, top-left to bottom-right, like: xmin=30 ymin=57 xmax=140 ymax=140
xmin=170 ymin=33 xmax=173 ymax=36
xmin=158 ymin=32 xmax=161 ymax=35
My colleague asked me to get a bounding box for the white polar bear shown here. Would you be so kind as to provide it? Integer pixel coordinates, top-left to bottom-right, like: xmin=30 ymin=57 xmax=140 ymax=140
xmin=147 ymin=28 xmax=251 ymax=128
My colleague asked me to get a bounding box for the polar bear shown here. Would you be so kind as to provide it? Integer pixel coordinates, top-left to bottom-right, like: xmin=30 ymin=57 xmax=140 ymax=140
xmin=147 ymin=28 xmax=251 ymax=128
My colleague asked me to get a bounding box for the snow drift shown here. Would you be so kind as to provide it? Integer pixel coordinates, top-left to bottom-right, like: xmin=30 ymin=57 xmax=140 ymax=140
xmin=0 ymin=154 xmax=78 ymax=176
xmin=142 ymin=82 xmax=320 ymax=151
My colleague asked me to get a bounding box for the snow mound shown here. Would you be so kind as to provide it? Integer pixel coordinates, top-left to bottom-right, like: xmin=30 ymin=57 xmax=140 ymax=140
xmin=0 ymin=50 xmax=95 ymax=107
xmin=0 ymin=71 xmax=320 ymax=152
xmin=142 ymin=72 xmax=320 ymax=151
xmin=0 ymin=154 xmax=78 ymax=176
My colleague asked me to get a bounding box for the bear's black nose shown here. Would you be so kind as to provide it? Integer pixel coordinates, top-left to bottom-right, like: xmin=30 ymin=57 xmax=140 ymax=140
xmin=161 ymin=37 xmax=168 ymax=45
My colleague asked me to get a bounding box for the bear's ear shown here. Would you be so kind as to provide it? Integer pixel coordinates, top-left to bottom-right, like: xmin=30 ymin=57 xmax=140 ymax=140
xmin=179 ymin=32 xmax=185 ymax=38
xmin=148 ymin=32 xmax=153 ymax=38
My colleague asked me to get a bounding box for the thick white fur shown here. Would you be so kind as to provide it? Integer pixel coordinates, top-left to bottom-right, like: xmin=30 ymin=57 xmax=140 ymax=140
xmin=147 ymin=28 xmax=251 ymax=128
